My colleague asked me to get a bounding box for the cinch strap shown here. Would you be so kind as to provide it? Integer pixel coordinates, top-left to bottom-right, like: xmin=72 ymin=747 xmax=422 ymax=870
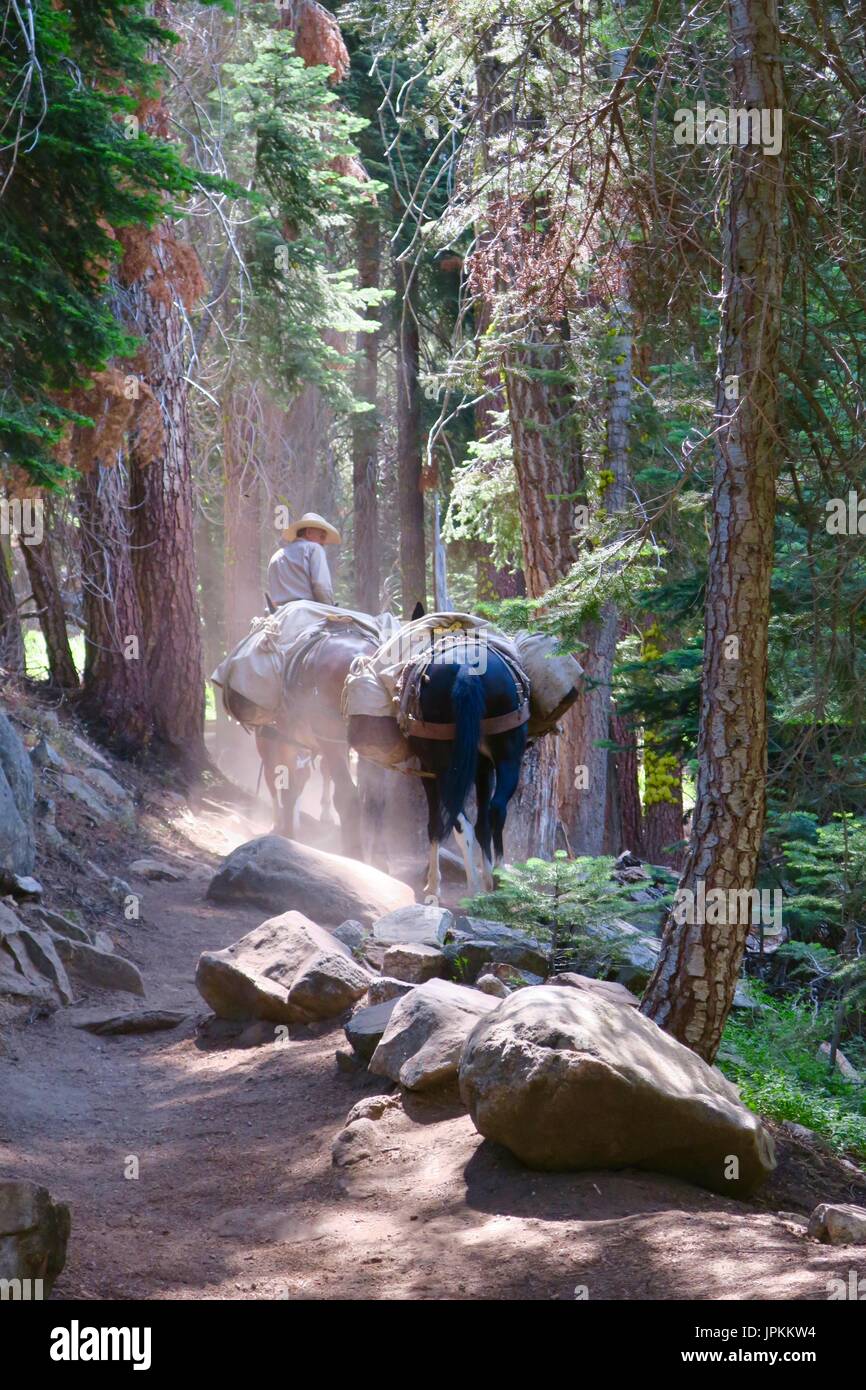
xmin=404 ymin=699 xmax=530 ymax=742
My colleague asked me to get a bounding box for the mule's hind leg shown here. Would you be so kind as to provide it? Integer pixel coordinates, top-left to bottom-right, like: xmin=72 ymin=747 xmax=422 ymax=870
xmin=490 ymin=730 xmax=528 ymax=866
xmin=257 ymin=732 xmax=300 ymax=837
xmin=421 ymin=776 xmax=444 ymax=904
xmin=319 ymin=760 xmax=336 ymax=826
xmin=324 ymin=749 xmax=363 ymax=859
xmin=474 ymin=754 xmax=495 ymax=891
xmin=453 ymin=813 xmax=481 ymax=895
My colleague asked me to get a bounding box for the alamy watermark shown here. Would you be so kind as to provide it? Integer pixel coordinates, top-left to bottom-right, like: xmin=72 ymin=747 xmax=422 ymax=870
xmin=0 ymin=497 xmax=43 ymax=546
xmin=825 ymin=492 xmax=866 ymax=535
xmin=674 ymin=102 xmax=783 ymax=157
xmin=672 ymin=881 xmax=782 ymax=932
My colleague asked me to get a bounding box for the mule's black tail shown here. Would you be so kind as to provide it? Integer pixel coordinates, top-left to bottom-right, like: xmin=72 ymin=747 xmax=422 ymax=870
xmin=442 ymin=665 xmax=484 ymax=837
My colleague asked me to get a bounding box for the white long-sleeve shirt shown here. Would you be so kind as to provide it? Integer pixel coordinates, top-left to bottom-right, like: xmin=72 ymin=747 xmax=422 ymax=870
xmin=267 ymin=540 xmax=335 ymax=606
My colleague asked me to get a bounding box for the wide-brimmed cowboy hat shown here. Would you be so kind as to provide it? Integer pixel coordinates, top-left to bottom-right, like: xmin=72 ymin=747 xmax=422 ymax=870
xmin=280 ymin=512 xmax=341 ymax=544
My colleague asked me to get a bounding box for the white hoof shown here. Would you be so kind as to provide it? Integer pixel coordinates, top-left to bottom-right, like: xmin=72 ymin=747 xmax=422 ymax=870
xmin=423 ymin=893 xmax=440 ymax=907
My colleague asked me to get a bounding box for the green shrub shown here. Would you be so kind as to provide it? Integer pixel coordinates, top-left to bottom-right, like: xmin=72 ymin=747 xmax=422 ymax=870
xmin=718 ymin=984 xmax=866 ymax=1159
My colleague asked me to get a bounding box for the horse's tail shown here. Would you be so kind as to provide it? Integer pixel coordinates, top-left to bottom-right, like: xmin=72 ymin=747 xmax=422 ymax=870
xmin=442 ymin=665 xmax=484 ymax=836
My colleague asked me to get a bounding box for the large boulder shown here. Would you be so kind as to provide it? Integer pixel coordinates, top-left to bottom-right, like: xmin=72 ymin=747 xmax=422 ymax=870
xmin=370 ymin=978 xmax=500 ymax=1092
xmin=372 ymin=904 xmax=452 ymax=948
xmin=206 ymin=835 xmax=413 ymax=929
xmin=458 ymin=986 xmax=775 ymax=1197
xmin=196 ymin=910 xmax=371 ymax=1024
xmin=0 ymin=1180 xmax=71 ymax=1293
xmin=0 ymin=711 xmax=35 ymax=882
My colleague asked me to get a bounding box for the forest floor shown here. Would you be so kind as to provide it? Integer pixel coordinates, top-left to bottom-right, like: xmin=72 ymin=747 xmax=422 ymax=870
xmin=3 ymin=723 xmax=866 ymax=1301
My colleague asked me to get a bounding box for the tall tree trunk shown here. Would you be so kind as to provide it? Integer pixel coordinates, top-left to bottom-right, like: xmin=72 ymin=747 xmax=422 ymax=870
xmin=572 ymin=238 xmax=633 ymax=854
xmin=352 ymin=207 xmax=381 ymax=613
xmin=639 ymin=620 xmax=684 ymax=866
xmin=0 ymin=541 xmax=24 ymax=675
xmin=506 ymin=334 xmax=583 ymax=859
xmin=395 ymin=256 xmax=427 ymax=616
xmin=77 ymin=461 xmax=152 ymax=752
xmin=223 ymin=384 xmax=262 ymax=647
xmin=432 ymin=493 xmax=452 ymax=611
xmin=19 ymin=500 xmax=79 ymax=690
xmin=641 ymin=0 xmax=784 ymax=1061
xmin=607 ymin=709 xmax=642 ymax=856
xmin=127 ymin=268 xmax=206 ymax=770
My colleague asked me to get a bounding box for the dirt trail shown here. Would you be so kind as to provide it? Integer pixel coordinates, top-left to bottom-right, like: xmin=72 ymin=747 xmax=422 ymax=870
xmin=2 ymin=800 xmax=866 ymax=1301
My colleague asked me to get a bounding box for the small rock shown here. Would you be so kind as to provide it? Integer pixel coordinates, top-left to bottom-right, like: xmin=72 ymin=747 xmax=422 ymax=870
xmin=780 ymin=1121 xmax=833 ymax=1150
xmin=237 ymin=1020 xmax=280 ymax=1047
xmin=476 ymin=973 xmax=509 ymax=998
xmin=545 ymin=971 xmax=640 ymax=1008
xmin=196 ymin=911 xmax=366 ymax=1024
xmin=332 ymin=1119 xmax=380 ymax=1167
xmin=373 ymin=904 xmax=453 ymax=948
xmin=345 ymin=1094 xmax=401 ymax=1125
xmin=52 ymin=937 xmax=144 ymax=997
xmin=82 ymin=768 xmax=133 ymax=808
xmin=382 ymin=942 xmax=448 ymax=984
xmin=0 ymin=1179 xmax=71 ymax=1293
xmin=30 ymin=907 xmax=90 ymax=944
xmin=446 ymin=917 xmax=550 ymax=980
xmin=30 ymin=738 xmax=67 ymax=772
xmin=111 ymin=877 xmax=133 ymax=900
xmin=331 ymin=920 xmax=366 ymax=951
xmin=8 ymin=875 xmax=43 ymax=900
xmin=42 ymin=824 xmax=67 ymax=852
xmin=614 ymin=850 xmax=643 ymax=870
xmin=69 ymin=733 xmax=113 ymax=769
xmin=74 ymin=1009 xmax=187 ymax=1036
xmin=60 ymin=774 xmax=113 ymax=822
xmin=287 ymin=951 xmax=372 ymax=1020
xmin=485 ymin=962 xmax=544 ymax=989
xmin=368 ymin=976 xmax=415 ymax=1005
xmin=808 ymin=1203 xmax=866 ymax=1246
xmin=129 ymin=858 xmax=185 ymax=882
xmin=345 ymin=998 xmax=399 ymax=1062
xmin=370 ymin=978 xmax=499 ymax=1091
xmin=777 ymin=1210 xmax=808 ymax=1230
xmin=335 ymin=1046 xmax=363 ymax=1074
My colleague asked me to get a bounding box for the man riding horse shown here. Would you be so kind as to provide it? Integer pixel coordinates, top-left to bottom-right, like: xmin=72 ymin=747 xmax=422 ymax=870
xmin=257 ymin=513 xmax=348 ymax=844
xmin=266 ymin=511 xmax=340 ymax=608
